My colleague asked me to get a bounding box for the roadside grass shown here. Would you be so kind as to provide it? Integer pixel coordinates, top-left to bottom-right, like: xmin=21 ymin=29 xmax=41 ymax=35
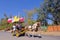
xmin=0 ymin=23 xmax=13 ymax=30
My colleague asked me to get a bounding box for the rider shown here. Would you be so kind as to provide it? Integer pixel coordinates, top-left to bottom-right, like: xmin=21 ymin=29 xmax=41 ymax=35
xmin=12 ymin=24 xmax=16 ymax=32
xmin=16 ymin=23 xmax=22 ymax=30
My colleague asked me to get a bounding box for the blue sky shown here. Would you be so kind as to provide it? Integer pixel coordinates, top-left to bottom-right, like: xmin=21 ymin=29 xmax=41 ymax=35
xmin=0 ymin=0 xmax=53 ymax=24
xmin=0 ymin=0 xmax=44 ymax=19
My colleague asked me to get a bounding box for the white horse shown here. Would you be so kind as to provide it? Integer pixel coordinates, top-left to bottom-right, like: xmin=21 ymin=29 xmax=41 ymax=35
xmin=28 ymin=25 xmax=32 ymax=31
xmin=32 ymin=22 xmax=41 ymax=31
xmin=32 ymin=23 xmax=38 ymax=31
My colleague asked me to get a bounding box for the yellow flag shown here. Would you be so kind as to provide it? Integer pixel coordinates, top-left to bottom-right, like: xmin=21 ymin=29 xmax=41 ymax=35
xmin=14 ymin=16 xmax=19 ymax=22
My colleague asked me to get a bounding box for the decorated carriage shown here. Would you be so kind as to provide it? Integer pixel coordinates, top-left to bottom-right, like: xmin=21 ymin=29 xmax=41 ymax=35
xmin=7 ymin=16 xmax=26 ymax=37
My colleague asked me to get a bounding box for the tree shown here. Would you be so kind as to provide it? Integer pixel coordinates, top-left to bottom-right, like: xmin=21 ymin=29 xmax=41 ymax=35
xmin=36 ymin=8 xmax=48 ymax=26
xmin=24 ymin=9 xmax=36 ymax=25
xmin=45 ymin=0 xmax=60 ymax=25
xmin=4 ymin=13 xmax=8 ymax=19
xmin=37 ymin=0 xmax=60 ymax=25
xmin=0 ymin=13 xmax=12 ymax=30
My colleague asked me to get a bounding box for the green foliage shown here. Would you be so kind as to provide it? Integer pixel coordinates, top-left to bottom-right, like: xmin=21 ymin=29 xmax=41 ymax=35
xmin=27 ymin=19 xmax=36 ymax=25
xmin=41 ymin=26 xmax=47 ymax=32
xmin=0 ymin=13 xmax=13 ymax=30
xmin=7 ymin=23 xmax=13 ymax=28
xmin=24 ymin=9 xmax=36 ymax=25
xmin=44 ymin=0 xmax=60 ymax=25
xmin=37 ymin=0 xmax=60 ymax=25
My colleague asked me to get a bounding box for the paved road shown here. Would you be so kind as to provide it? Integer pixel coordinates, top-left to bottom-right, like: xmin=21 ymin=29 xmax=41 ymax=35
xmin=0 ymin=31 xmax=60 ymax=40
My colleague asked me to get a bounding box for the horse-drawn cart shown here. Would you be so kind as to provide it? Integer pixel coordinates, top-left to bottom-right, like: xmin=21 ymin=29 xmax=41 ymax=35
xmin=12 ymin=27 xmax=26 ymax=37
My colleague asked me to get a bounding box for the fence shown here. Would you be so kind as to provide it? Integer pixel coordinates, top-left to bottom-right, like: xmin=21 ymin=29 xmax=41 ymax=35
xmin=47 ymin=25 xmax=60 ymax=32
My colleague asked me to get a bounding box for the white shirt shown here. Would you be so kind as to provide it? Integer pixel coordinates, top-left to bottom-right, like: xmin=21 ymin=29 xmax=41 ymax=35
xmin=13 ymin=25 xmax=16 ymax=31
xmin=28 ymin=25 xmax=32 ymax=29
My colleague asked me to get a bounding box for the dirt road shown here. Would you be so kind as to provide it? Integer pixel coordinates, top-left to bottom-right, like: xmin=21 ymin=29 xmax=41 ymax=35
xmin=0 ymin=31 xmax=60 ymax=40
